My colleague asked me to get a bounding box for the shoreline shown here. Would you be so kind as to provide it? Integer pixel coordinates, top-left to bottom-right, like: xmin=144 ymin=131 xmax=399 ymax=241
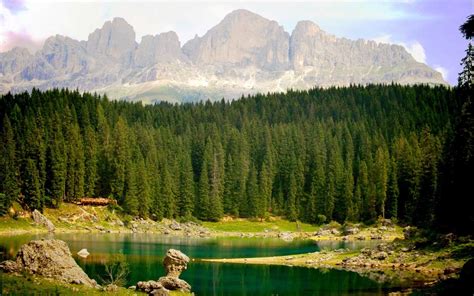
xmin=1 ymin=205 xmax=470 ymax=291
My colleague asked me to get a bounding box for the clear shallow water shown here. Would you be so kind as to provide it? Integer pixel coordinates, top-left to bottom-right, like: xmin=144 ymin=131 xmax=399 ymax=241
xmin=0 ymin=233 xmax=398 ymax=295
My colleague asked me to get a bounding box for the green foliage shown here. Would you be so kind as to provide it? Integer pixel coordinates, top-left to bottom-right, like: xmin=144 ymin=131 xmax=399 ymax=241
xmin=0 ymin=85 xmax=463 ymax=229
xmin=99 ymin=254 xmax=130 ymax=287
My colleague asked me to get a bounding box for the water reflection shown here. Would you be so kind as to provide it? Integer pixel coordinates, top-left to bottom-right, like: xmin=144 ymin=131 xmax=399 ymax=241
xmin=0 ymin=233 xmax=396 ymax=295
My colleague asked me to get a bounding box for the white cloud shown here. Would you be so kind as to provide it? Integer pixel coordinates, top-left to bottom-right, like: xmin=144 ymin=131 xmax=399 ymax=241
xmin=372 ymin=34 xmax=426 ymax=63
xmin=434 ymin=65 xmax=448 ymax=81
xmin=402 ymin=41 xmax=426 ymax=63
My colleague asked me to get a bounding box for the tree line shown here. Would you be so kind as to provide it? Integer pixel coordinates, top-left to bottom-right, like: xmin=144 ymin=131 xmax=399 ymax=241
xmin=0 ymin=84 xmax=471 ymax=232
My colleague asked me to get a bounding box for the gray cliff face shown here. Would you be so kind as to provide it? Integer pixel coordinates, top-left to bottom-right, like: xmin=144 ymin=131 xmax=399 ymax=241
xmin=135 ymin=31 xmax=186 ymax=67
xmin=0 ymin=47 xmax=33 ymax=76
xmin=183 ymin=9 xmax=289 ymax=71
xmin=86 ymin=17 xmax=137 ymax=66
xmin=0 ymin=10 xmax=446 ymax=102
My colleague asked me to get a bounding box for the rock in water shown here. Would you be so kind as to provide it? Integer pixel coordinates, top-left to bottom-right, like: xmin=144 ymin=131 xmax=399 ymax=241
xmin=32 ymin=209 xmax=55 ymax=232
xmin=77 ymin=248 xmax=90 ymax=258
xmin=136 ymin=249 xmax=192 ymax=295
xmin=163 ymin=249 xmax=190 ymax=278
xmin=0 ymin=239 xmax=97 ymax=287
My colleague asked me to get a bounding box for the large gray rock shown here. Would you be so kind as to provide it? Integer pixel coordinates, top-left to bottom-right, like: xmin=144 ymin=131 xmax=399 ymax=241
xmin=32 ymin=209 xmax=55 ymax=232
xmin=0 ymin=239 xmax=97 ymax=287
xmin=136 ymin=249 xmax=191 ymax=295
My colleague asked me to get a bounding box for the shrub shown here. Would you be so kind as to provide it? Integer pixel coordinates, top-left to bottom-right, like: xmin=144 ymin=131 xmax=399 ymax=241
xmin=99 ymin=254 xmax=129 ymax=287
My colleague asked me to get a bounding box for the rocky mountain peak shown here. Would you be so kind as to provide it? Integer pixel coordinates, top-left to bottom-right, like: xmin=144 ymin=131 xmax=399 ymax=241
xmin=183 ymin=9 xmax=289 ymax=70
xmin=86 ymin=17 xmax=136 ymax=64
xmin=292 ymin=20 xmax=323 ymax=37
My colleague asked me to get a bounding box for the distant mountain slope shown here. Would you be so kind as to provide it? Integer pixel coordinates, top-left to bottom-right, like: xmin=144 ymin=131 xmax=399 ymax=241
xmin=0 ymin=9 xmax=446 ymax=103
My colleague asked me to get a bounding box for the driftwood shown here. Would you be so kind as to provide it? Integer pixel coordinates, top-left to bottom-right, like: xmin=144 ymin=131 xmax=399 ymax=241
xmin=77 ymin=198 xmax=117 ymax=206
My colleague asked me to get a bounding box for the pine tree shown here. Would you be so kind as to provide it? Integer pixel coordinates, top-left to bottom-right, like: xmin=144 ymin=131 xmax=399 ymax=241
xmin=47 ymin=114 xmax=66 ymax=207
xmin=178 ymin=152 xmax=195 ymax=218
xmin=0 ymin=115 xmax=19 ymax=213
xmin=110 ymin=117 xmax=128 ymax=201
xmin=23 ymin=159 xmax=42 ymax=211
xmin=136 ymin=157 xmax=151 ymax=218
xmin=286 ymin=172 xmax=297 ymax=221
xmin=123 ymin=161 xmax=138 ymax=215
xmin=386 ymin=156 xmax=399 ymax=219
xmin=161 ymin=166 xmax=176 ymax=218
xmin=246 ymin=164 xmax=259 ymax=217
xmin=83 ymin=125 xmax=98 ymax=197
xmin=196 ymin=160 xmax=209 ymax=220
xmin=374 ymin=147 xmax=388 ymax=218
xmin=207 ymin=141 xmax=224 ymax=221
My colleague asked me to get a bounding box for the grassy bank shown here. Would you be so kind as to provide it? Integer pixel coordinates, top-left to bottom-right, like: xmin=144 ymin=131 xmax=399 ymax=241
xmin=202 ymin=218 xmax=318 ymax=233
xmin=0 ymin=273 xmax=140 ymax=295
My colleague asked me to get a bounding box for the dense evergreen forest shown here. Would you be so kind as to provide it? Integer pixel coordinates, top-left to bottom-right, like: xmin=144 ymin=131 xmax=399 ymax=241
xmin=0 ymin=84 xmax=471 ymax=233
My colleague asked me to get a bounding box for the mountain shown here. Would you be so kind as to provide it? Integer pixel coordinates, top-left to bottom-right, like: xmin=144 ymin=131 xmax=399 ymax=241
xmin=0 ymin=10 xmax=446 ymax=103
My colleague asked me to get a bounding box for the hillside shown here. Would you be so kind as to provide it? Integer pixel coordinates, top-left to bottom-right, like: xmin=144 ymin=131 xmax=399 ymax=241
xmin=0 ymin=84 xmax=463 ymax=230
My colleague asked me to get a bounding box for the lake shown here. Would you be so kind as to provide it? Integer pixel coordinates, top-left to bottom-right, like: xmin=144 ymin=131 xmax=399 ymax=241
xmin=0 ymin=233 xmax=404 ymax=295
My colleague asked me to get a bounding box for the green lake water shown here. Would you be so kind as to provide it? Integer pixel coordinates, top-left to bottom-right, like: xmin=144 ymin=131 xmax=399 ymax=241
xmin=0 ymin=233 xmax=407 ymax=295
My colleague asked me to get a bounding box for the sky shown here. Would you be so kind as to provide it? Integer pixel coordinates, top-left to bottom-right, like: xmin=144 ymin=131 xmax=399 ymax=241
xmin=0 ymin=0 xmax=471 ymax=85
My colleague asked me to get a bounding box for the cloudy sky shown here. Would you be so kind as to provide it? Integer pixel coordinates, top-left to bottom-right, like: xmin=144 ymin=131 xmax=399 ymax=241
xmin=0 ymin=0 xmax=471 ymax=84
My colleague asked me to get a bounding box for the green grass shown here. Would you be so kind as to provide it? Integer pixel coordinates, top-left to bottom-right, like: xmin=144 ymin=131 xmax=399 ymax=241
xmin=0 ymin=273 xmax=141 ymax=295
xmin=0 ymin=273 xmax=190 ymax=295
xmin=0 ymin=217 xmax=41 ymax=234
xmin=203 ymin=218 xmax=319 ymax=233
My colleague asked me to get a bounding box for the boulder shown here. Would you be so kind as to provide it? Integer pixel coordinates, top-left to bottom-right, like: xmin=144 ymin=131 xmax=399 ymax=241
xmin=403 ymin=226 xmax=420 ymax=240
xmin=136 ymin=249 xmax=191 ymax=295
xmin=278 ymin=232 xmax=294 ymax=241
xmin=344 ymin=227 xmax=360 ymax=235
xmin=0 ymin=239 xmax=96 ymax=287
xmin=163 ymin=249 xmax=190 ymax=278
xmin=32 ymin=209 xmax=55 ymax=232
xmin=169 ymin=220 xmax=182 ymax=231
xmin=158 ymin=276 xmax=191 ymax=292
xmin=137 ymin=280 xmax=168 ymax=294
xmin=373 ymin=251 xmax=388 ymax=261
xmin=77 ymin=248 xmax=90 ymax=258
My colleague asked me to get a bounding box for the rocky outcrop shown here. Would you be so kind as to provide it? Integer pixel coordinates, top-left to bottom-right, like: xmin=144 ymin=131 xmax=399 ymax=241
xmin=136 ymin=249 xmax=191 ymax=295
xmin=32 ymin=209 xmax=55 ymax=232
xmin=162 ymin=249 xmax=190 ymax=278
xmin=0 ymin=239 xmax=97 ymax=287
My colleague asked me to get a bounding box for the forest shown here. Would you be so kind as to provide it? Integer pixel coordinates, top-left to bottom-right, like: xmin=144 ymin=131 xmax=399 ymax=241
xmin=0 ymin=84 xmax=472 ymax=233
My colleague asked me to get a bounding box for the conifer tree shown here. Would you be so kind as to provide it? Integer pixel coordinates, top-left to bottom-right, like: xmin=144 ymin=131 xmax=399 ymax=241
xmin=178 ymin=152 xmax=194 ymax=218
xmin=0 ymin=115 xmax=19 ymax=212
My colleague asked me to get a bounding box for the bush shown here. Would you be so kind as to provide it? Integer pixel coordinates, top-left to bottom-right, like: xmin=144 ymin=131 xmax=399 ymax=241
xmin=327 ymin=220 xmax=341 ymax=229
xmin=99 ymin=254 xmax=129 ymax=287
xmin=316 ymin=214 xmax=327 ymax=225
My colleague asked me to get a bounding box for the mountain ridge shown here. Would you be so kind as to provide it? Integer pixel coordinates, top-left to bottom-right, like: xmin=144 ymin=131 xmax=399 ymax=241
xmin=0 ymin=9 xmax=446 ymax=103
